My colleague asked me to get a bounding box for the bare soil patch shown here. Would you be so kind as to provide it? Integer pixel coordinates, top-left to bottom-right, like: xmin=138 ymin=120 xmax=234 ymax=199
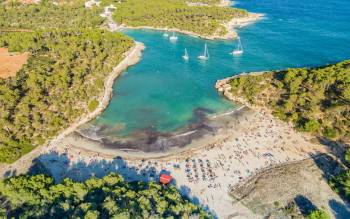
xmin=0 ymin=48 xmax=29 ymax=79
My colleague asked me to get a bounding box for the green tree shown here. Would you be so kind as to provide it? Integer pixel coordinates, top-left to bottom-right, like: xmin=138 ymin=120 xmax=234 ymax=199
xmin=88 ymin=99 xmax=99 ymax=112
xmin=306 ymin=209 xmax=330 ymax=219
xmin=0 ymin=173 xmax=211 ymax=218
xmin=302 ymin=119 xmax=320 ymax=132
xmin=345 ymin=149 xmax=350 ymax=164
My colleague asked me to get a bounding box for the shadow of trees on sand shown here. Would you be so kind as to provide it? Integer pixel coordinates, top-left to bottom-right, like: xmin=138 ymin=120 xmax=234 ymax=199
xmin=4 ymin=151 xmax=217 ymax=217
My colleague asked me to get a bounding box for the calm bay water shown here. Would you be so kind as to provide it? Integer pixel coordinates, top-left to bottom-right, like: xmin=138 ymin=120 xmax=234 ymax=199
xmin=89 ymin=0 xmax=350 ymax=138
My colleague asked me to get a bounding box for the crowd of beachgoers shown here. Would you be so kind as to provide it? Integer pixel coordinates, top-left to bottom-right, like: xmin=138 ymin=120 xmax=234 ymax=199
xmin=32 ymin=107 xmax=326 ymax=218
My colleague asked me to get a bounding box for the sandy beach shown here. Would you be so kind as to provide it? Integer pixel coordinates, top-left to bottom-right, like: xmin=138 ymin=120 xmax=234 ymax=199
xmin=31 ymin=103 xmax=328 ymax=218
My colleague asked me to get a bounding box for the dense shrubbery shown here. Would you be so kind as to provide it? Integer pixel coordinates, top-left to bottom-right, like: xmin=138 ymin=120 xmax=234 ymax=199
xmin=229 ymin=61 xmax=350 ymax=143
xmin=330 ymin=169 xmax=350 ymax=201
xmin=113 ymin=0 xmax=248 ymax=36
xmin=0 ymin=0 xmax=104 ymax=30
xmin=230 ymin=73 xmax=269 ymax=102
xmin=0 ymin=30 xmax=133 ymax=163
xmin=306 ymin=209 xmax=330 ymax=219
xmin=330 ymin=149 xmax=350 ymax=202
xmin=88 ymin=99 xmax=100 ymax=112
xmin=0 ymin=173 xmax=210 ymax=218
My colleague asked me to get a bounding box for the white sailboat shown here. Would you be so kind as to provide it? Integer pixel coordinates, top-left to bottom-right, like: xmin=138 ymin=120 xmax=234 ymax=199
xmin=182 ymin=48 xmax=189 ymax=60
xmin=198 ymin=43 xmax=209 ymax=60
xmin=163 ymin=30 xmax=169 ymax=37
xmin=169 ymin=32 xmax=178 ymax=41
xmin=232 ymin=37 xmax=243 ymax=56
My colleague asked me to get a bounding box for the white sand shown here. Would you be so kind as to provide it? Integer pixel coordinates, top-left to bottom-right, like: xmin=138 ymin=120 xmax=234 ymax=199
xmin=35 ymin=107 xmax=327 ymax=218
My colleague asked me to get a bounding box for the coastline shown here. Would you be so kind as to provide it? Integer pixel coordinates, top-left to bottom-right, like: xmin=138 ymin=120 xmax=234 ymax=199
xmin=4 ymin=69 xmax=330 ymax=217
xmin=0 ymin=41 xmax=145 ymax=175
xmin=54 ymin=106 xmax=253 ymax=160
xmin=120 ymin=12 xmax=263 ymax=40
xmin=36 ymin=96 xmax=327 ymax=218
xmin=56 ymin=75 xmax=327 ymax=162
xmin=48 ymin=42 xmax=145 ymax=147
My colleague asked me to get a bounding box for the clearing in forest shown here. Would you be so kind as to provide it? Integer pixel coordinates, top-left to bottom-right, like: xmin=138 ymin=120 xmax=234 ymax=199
xmin=0 ymin=48 xmax=29 ymax=79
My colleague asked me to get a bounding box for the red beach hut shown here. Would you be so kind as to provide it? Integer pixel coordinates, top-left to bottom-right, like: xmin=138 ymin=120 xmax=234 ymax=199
xmin=159 ymin=174 xmax=172 ymax=185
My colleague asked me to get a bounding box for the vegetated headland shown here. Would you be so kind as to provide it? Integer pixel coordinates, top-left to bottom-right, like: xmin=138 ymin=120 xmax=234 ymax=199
xmin=216 ymin=60 xmax=350 ymax=144
xmin=111 ymin=0 xmax=263 ymax=40
xmin=216 ymin=60 xmax=350 ymax=217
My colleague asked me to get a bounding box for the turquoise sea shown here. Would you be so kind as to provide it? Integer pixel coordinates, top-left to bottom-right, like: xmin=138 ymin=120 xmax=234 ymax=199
xmin=87 ymin=0 xmax=350 ymax=139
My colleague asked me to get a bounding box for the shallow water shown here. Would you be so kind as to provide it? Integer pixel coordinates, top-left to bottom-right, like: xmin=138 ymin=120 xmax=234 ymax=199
xmin=86 ymin=0 xmax=350 ymax=139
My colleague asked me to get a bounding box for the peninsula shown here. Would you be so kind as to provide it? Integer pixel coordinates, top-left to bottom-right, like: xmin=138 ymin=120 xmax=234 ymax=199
xmin=112 ymin=0 xmax=262 ymax=39
xmin=216 ymin=61 xmax=350 ymax=143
